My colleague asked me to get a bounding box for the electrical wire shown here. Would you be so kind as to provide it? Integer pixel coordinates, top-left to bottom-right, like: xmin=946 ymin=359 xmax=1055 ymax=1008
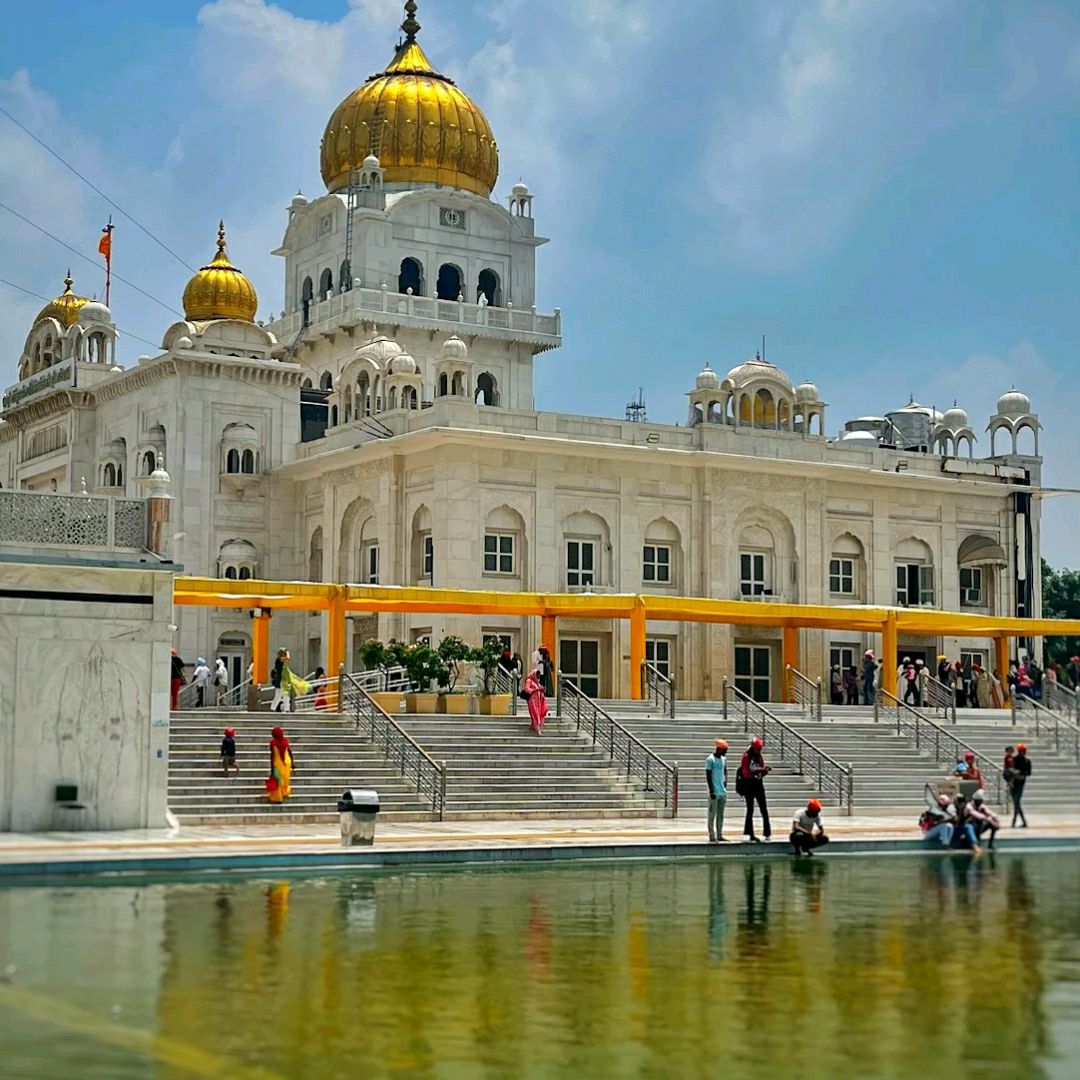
xmin=0 ymin=275 xmax=164 ymax=352
xmin=0 ymin=103 xmax=197 ymax=273
xmin=0 ymin=200 xmax=182 ymax=317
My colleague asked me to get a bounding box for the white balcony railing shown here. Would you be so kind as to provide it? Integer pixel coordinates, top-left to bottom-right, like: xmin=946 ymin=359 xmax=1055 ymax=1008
xmin=0 ymin=489 xmax=147 ymax=551
xmin=268 ymin=286 xmax=561 ymax=348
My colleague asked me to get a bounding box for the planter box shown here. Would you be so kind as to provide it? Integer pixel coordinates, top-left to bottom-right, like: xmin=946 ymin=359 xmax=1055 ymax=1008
xmin=477 ymin=693 xmax=511 ymax=716
xmin=369 ymin=692 xmax=403 ymax=714
xmin=439 ymin=693 xmax=476 ymax=715
xmin=405 ymin=692 xmax=440 ymax=714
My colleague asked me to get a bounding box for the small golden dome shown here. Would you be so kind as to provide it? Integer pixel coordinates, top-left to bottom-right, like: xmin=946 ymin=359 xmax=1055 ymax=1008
xmin=321 ymin=1 xmax=498 ymax=197
xmin=34 ymin=272 xmax=91 ymax=328
xmin=182 ymin=222 xmax=258 ymax=322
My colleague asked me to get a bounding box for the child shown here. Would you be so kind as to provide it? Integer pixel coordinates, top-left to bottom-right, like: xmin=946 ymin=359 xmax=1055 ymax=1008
xmin=221 ymin=726 xmax=239 ymax=776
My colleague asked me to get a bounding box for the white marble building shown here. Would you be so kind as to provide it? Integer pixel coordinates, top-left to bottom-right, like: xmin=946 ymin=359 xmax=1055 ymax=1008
xmin=0 ymin=4 xmax=1045 ymax=700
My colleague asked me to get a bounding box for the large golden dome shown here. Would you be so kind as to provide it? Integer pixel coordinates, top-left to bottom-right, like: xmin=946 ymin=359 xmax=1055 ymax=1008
xmin=182 ymin=222 xmax=258 ymax=322
xmin=320 ymin=1 xmax=498 ymax=198
xmin=35 ymin=272 xmax=90 ymax=328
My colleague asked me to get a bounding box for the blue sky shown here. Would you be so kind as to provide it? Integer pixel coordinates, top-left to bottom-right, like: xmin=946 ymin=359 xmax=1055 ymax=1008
xmin=1 ymin=0 xmax=1079 ymax=561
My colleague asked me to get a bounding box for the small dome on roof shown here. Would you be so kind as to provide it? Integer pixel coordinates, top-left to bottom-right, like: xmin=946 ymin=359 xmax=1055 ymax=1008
xmin=941 ymin=404 xmax=969 ymax=430
xmin=77 ymin=300 xmax=112 ymax=326
xmin=363 ymin=153 xmax=381 ymax=169
xmin=726 ymin=356 xmax=793 ymax=393
xmin=996 ymin=388 xmax=1032 ymax=416
xmin=356 ymin=334 xmax=403 ymax=366
xmin=391 ymin=352 xmax=417 ymax=376
xmin=695 ymin=364 xmax=720 ymax=390
xmin=838 ymin=430 xmax=879 ymax=446
xmin=441 ymin=334 xmax=468 ymax=359
xmin=512 ymin=180 xmax=530 ymax=196
xmin=290 ymin=190 xmax=307 ymax=208
xmin=795 ymin=380 xmax=819 ymax=403
xmin=893 ymin=398 xmax=943 ymax=422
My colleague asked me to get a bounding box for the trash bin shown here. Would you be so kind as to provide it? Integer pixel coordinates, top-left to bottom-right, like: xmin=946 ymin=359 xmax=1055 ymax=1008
xmin=338 ymin=788 xmax=380 ymax=847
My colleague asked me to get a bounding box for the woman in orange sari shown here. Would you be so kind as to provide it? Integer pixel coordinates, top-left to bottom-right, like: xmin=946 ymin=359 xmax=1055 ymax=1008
xmin=266 ymin=726 xmax=293 ymax=803
xmin=525 ymin=669 xmax=547 ymax=735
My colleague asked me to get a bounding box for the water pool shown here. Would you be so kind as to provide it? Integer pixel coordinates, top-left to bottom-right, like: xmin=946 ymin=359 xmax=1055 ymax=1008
xmin=2 ymin=852 xmax=1079 ymax=1078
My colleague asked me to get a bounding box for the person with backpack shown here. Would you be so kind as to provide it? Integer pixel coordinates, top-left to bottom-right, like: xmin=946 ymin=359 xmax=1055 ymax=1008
xmin=1011 ymin=743 xmax=1032 ymax=827
xmin=705 ymin=738 xmax=728 ymax=843
xmin=738 ymin=736 xmax=772 ymax=843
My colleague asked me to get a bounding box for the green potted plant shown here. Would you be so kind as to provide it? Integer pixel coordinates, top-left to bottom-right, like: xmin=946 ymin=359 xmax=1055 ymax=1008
xmin=436 ymin=635 xmax=476 ymax=714
xmin=357 ymin=639 xmax=405 ymax=714
xmin=403 ymin=643 xmax=444 ymax=713
xmin=473 ymin=638 xmax=512 ymax=715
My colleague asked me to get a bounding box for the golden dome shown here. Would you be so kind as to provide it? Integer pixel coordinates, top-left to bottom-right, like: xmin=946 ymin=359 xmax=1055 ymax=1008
xmin=182 ymin=222 xmax=258 ymax=322
xmin=320 ymin=1 xmax=498 ymax=197
xmin=34 ymin=272 xmax=90 ymax=328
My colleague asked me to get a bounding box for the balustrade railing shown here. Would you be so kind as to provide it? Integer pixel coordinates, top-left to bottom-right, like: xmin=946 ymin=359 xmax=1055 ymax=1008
xmin=340 ymin=672 xmax=446 ymax=819
xmin=876 ymin=689 xmax=1004 ymax=804
xmin=491 ymin=664 xmax=520 ymax=716
xmin=785 ymin=665 xmax=822 ymax=720
xmin=1013 ymin=694 xmax=1080 ymax=762
xmin=558 ymin=673 xmax=678 ymax=817
xmin=1043 ymin=680 xmax=1078 ymax=723
xmin=723 ymin=679 xmax=854 ymax=814
xmin=923 ymin=674 xmax=957 ymax=723
xmin=0 ymin=488 xmax=147 ymax=550
xmin=640 ymin=662 xmax=676 ymax=719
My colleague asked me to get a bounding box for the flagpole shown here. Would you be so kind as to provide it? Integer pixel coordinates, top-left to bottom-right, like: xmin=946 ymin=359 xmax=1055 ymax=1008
xmin=101 ymin=216 xmax=114 ymax=306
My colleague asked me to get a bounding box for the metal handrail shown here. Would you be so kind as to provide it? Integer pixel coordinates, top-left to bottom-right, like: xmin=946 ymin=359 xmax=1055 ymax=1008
xmin=340 ymin=671 xmax=447 ymax=819
xmin=723 ymin=679 xmax=854 ymax=814
xmin=923 ymin=674 xmax=957 ymax=723
xmin=217 ymin=676 xmax=252 ymax=708
xmin=558 ymin=672 xmax=679 ymax=817
xmin=876 ymin=688 xmax=1004 ymax=804
xmin=785 ymin=665 xmax=822 ymax=721
xmin=492 ymin=664 xmax=521 ymax=716
xmin=1043 ymin=680 xmax=1078 ymax=723
xmin=1013 ymin=694 xmax=1080 ymax=762
xmin=641 ymin=661 xmax=676 ymax=719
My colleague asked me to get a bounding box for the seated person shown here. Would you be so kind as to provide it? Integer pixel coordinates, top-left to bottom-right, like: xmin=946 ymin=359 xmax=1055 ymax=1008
xmin=790 ymin=798 xmax=829 ymax=857
xmin=956 ymin=751 xmax=984 ymax=789
xmin=920 ymin=793 xmax=957 ymax=846
xmin=965 ymin=789 xmax=1000 ymax=849
xmin=948 ymin=795 xmax=983 ymax=854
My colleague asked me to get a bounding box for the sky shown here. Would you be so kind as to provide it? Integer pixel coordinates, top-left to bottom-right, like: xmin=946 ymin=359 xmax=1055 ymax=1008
xmin=1 ymin=0 xmax=1079 ymax=561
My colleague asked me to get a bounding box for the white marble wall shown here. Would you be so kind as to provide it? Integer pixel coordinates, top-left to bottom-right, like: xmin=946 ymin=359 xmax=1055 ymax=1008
xmin=0 ymin=563 xmax=174 ymax=832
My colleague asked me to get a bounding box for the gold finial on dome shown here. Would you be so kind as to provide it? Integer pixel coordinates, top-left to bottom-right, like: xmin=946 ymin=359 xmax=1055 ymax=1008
xmin=33 ymin=270 xmax=91 ymax=328
xmin=181 ymin=220 xmax=258 ymax=322
xmin=320 ymin=0 xmax=498 ymax=197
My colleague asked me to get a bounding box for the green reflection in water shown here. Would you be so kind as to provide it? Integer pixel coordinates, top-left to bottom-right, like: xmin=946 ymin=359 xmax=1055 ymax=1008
xmin=2 ymin=853 xmax=1080 ymax=1079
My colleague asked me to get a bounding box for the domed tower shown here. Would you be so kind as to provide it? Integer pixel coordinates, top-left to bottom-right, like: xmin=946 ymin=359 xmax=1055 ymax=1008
xmin=933 ymin=402 xmax=976 ymax=459
xmin=987 ymin=388 xmax=1041 ymax=458
xmin=182 ymin=222 xmax=258 ymax=322
xmin=320 ymin=1 xmax=498 ymax=197
xmin=686 ymin=365 xmax=725 ymax=426
xmin=16 ymin=273 xmax=92 ymax=381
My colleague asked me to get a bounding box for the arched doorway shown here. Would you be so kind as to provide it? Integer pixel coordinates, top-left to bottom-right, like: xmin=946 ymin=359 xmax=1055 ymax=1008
xmin=436 ymin=264 xmax=462 ymax=301
xmin=477 ymin=268 xmax=500 ymax=306
xmin=398 ymin=258 xmax=424 ymax=295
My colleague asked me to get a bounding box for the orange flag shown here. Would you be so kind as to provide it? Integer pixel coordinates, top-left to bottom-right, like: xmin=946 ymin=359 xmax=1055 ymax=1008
xmin=98 ymin=229 xmax=111 ymax=260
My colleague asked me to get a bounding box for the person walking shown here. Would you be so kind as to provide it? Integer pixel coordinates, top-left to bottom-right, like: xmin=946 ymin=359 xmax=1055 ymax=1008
xmin=916 ymin=659 xmax=929 ymax=708
xmin=706 ymin=739 xmax=728 ymax=843
xmin=1067 ymin=655 xmax=1080 ymax=691
xmin=843 ymin=666 xmax=858 ymax=706
xmin=220 ymin=726 xmax=239 ymax=777
xmin=790 ymin=799 xmax=829 ymax=857
xmin=1011 ymin=742 xmax=1032 ymax=827
xmin=901 ymin=659 xmax=919 ymax=706
xmin=937 ymin=654 xmax=951 ymax=686
xmin=861 ymin=650 xmax=877 ymax=705
xmin=739 ymin=737 xmax=772 ymax=843
xmin=991 ymin=668 xmax=1005 ymax=708
xmin=955 ymin=661 xmax=968 ymax=708
xmin=524 ymin=667 xmax=547 ymax=734
xmin=170 ymin=648 xmax=186 ymax=711
xmin=313 ymin=666 xmax=329 ymax=710
xmin=1027 ymin=657 xmax=1044 ymax=701
xmin=265 ymin=725 xmax=293 ymax=803
xmin=214 ymin=657 xmax=230 ymax=706
xmin=829 ymin=665 xmax=844 ymax=706
xmin=269 ymin=648 xmax=310 ymax=713
xmin=974 ymin=664 xmax=992 ymax=708
xmin=192 ymin=657 xmax=211 ymax=708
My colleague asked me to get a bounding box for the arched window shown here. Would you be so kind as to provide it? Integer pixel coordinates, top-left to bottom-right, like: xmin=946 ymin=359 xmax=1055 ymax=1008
xmin=753 ymin=388 xmax=776 ymax=428
xmin=339 ymin=259 xmax=352 ymax=291
xmin=438 ymin=372 xmax=449 ymax=397
xmin=43 ymin=335 xmax=54 ymax=367
xmin=319 ymin=268 xmax=333 ymax=299
xmin=224 ymin=566 xmax=238 ymax=579
xmin=358 ymin=372 xmax=371 ymax=416
xmin=116 ymin=462 xmax=124 ymax=486
xmin=301 ymin=277 xmax=314 ymax=325
xmin=238 ymin=566 xmax=252 ymax=580
xmin=476 ymin=372 xmax=497 ymax=406
xmin=406 ymin=386 xmax=418 ymax=409
xmin=398 ymin=258 xmax=424 ymax=296
xmin=219 ymin=539 xmax=258 ymax=580
xmin=331 ymin=404 xmax=339 ymax=426
xmin=388 ymin=386 xmax=398 ymax=411
xmin=226 ymin=449 xmax=240 ymax=474
xmin=451 ymin=371 xmax=465 ymax=396
xmin=436 ymin=263 xmax=462 ymax=301
xmin=320 ymin=371 xmax=334 ymax=391
xmin=32 ymin=343 xmax=41 ymax=373
xmin=103 ymin=462 xmax=116 ymax=487
xmin=142 ymin=450 xmax=157 ymax=475
xmin=344 ymin=384 xmax=353 ymax=422
xmin=301 ymin=377 xmax=313 ymax=389
xmin=309 ymin=526 xmax=324 ymax=582
xmin=477 ymin=268 xmax=500 ymax=306
xmin=241 ymin=449 xmax=255 ymax=474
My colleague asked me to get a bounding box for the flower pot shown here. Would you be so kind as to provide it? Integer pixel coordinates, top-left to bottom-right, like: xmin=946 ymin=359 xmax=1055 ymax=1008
xmin=369 ymin=692 xmax=402 ymax=714
xmin=439 ymin=693 xmax=476 ymax=715
xmin=405 ymin=692 xmax=440 ymax=714
xmin=478 ymin=694 xmax=511 ymax=716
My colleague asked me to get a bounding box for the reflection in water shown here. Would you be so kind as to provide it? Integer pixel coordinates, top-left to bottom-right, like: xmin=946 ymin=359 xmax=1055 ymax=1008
xmin=1 ymin=854 xmax=1079 ymax=1078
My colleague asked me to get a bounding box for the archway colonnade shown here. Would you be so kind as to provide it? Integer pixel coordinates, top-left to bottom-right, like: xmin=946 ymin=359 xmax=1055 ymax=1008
xmin=172 ymin=578 xmax=1080 ymax=704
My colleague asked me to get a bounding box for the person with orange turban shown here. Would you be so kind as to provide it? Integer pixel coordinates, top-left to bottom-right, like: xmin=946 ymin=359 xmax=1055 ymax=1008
xmin=706 ymin=738 xmax=729 ymax=843
xmin=790 ymin=798 xmax=829 ymax=857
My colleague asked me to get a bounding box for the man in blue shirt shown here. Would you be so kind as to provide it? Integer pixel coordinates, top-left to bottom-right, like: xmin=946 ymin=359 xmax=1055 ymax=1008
xmin=706 ymin=739 xmax=729 ymax=843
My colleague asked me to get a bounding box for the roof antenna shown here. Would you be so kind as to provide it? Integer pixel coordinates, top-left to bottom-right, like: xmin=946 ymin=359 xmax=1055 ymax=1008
xmin=761 ymin=334 xmax=766 ymax=362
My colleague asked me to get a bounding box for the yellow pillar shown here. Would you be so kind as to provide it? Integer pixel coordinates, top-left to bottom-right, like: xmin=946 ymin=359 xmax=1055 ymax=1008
xmin=995 ymin=636 xmax=1011 ymax=706
xmin=882 ymin=613 xmax=898 ymax=696
xmin=782 ymin=625 xmax=799 ymax=701
xmin=252 ymin=610 xmax=270 ymax=684
xmin=629 ymin=603 xmax=647 ymax=700
xmin=326 ymin=589 xmax=347 ymax=708
xmin=540 ymin=614 xmax=557 ymax=693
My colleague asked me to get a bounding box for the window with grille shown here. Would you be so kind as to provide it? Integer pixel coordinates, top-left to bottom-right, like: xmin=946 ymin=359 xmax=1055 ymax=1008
xmin=643 ymin=544 xmax=671 ymax=584
xmin=483 ymin=533 xmax=514 ymax=574
xmin=567 ymin=540 xmax=596 ymax=587
xmin=959 ymin=567 xmax=983 ymax=606
xmin=362 ymin=543 xmax=379 ymax=584
xmin=895 ymin=563 xmax=934 ymax=607
xmin=829 ymin=557 xmax=855 ymax=595
xmin=422 ymin=535 xmax=433 ymax=577
xmin=740 ymin=551 xmax=769 ymax=596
